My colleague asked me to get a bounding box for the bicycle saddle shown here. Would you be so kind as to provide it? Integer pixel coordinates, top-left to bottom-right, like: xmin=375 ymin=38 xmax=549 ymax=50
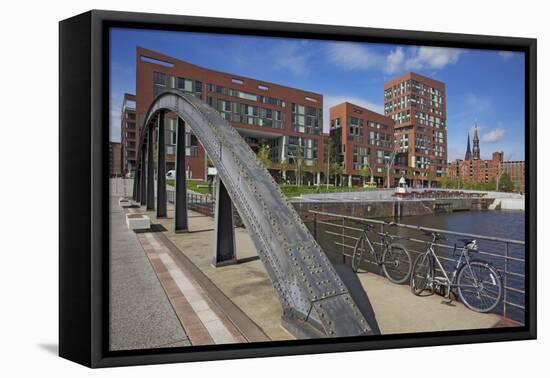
xmin=459 ymin=239 xmax=478 ymax=250
xmin=354 ymin=220 xmax=375 ymax=230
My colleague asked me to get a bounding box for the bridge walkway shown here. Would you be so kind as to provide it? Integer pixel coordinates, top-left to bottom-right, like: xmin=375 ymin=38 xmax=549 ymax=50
xmin=123 ymin=199 xmax=508 ymax=342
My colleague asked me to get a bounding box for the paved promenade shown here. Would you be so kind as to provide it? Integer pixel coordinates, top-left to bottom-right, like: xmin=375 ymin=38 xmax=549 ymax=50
xmin=126 ymin=203 xmax=291 ymax=342
xmin=110 ymin=181 xmax=511 ymax=350
xmin=109 ymin=196 xmax=190 ymax=350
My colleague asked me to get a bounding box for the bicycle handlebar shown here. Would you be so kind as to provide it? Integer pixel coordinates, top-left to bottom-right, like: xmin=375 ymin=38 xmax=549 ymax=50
xmin=419 ymin=227 xmax=447 ymax=241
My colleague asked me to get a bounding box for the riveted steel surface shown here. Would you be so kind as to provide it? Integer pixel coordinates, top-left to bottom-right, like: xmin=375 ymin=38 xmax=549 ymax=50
xmin=137 ymin=90 xmax=373 ymax=337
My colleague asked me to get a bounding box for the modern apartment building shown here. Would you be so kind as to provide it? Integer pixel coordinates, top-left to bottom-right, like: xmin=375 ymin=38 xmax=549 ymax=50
xmin=384 ymin=72 xmax=447 ymax=187
xmin=135 ymin=47 xmax=324 ymax=182
xmin=329 ymin=102 xmax=395 ymax=186
xmin=120 ymin=93 xmax=137 ymax=176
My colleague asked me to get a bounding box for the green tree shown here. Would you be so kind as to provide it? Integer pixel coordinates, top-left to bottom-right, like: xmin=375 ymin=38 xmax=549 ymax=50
xmin=360 ymin=164 xmax=371 ymax=186
xmin=426 ymin=171 xmax=433 ymax=189
xmin=498 ymin=173 xmax=514 ymax=192
xmin=295 ymin=143 xmax=305 ymax=186
xmin=324 ymin=136 xmax=335 ymax=189
xmin=280 ymin=158 xmax=290 ymax=183
xmin=257 ymin=145 xmax=271 ymax=170
xmin=330 ymin=162 xmax=341 ymax=186
xmin=310 ymin=159 xmax=321 ymax=187
xmin=439 ymin=173 xmax=452 ymax=189
xmin=336 ymin=163 xmax=344 ymax=186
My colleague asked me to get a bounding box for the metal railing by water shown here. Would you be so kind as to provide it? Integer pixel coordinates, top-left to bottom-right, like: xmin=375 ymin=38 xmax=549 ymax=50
xmin=309 ymin=210 xmax=526 ymax=325
xmin=167 ymin=190 xmax=215 ymax=217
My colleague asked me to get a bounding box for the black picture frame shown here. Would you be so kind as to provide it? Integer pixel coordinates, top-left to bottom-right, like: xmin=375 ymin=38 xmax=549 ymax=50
xmin=59 ymin=9 xmax=537 ymax=368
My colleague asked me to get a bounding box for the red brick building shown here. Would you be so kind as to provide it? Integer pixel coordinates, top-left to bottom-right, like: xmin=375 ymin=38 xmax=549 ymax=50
xmin=448 ymin=151 xmax=503 ymax=185
xmin=448 ymin=128 xmax=525 ymax=192
xmin=109 ymin=142 xmax=122 ymax=177
xmin=120 ymin=93 xmax=137 ymax=176
xmin=502 ymin=160 xmax=525 ymax=193
xmin=384 ymin=72 xmax=447 ymax=187
xmin=135 ymin=47 xmax=324 ymax=182
xmin=329 ymin=102 xmax=395 ymax=186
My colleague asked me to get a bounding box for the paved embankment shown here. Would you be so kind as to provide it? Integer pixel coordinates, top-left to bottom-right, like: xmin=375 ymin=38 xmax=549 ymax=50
xmin=290 ymin=188 xmax=524 ymax=218
xmin=109 ymin=196 xmax=190 ymax=350
xmin=127 ymin=203 xmax=291 ymax=342
xmin=116 ymin=198 xmax=509 ymax=342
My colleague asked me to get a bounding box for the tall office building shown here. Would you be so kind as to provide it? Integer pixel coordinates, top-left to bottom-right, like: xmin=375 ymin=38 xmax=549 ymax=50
xmin=329 ymin=102 xmax=395 ymax=186
xmin=120 ymin=93 xmax=137 ymax=176
xmin=384 ymin=72 xmax=447 ymax=187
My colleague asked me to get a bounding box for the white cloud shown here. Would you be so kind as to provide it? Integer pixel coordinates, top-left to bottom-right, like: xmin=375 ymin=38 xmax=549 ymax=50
xmin=271 ymin=41 xmax=312 ymax=76
xmin=482 ymin=128 xmax=505 ymax=143
xmin=326 ymin=43 xmax=463 ymax=74
xmin=323 ymin=95 xmax=383 ymax=132
xmin=385 ymin=47 xmax=405 ymax=73
xmin=326 ymin=42 xmax=384 ymax=71
xmin=404 ymin=46 xmax=463 ymax=70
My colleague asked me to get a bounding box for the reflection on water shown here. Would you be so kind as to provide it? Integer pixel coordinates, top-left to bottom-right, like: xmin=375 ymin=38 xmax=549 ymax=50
xmin=307 ymin=210 xmax=526 ymax=324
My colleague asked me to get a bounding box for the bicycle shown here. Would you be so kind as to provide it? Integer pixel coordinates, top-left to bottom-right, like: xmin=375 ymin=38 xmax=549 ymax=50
xmin=351 ymin=221 xmax=412 ymax=284
xmin=410 ymin=230 xmax=503 ymax=313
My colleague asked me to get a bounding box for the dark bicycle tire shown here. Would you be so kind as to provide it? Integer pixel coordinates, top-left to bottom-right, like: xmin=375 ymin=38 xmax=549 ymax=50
xmin=382 ymin=243 xmax=412 ymax=284
xmin=456 ymin=260 xmax=502 ymax=313
xmin=410 ymin=253 xmax=435 ymax=296
xmin=351 ymin=234 xmax=365 ymax=272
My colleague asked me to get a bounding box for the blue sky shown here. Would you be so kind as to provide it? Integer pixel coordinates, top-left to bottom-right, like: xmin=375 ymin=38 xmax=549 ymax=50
xmin=110 ymin=28 xmax=525 ymax=161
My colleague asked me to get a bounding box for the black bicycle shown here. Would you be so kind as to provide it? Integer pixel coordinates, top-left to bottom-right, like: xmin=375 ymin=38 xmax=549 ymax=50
xmin=411 ymin=230 xmax=503 ymax=313
xmin=351 ymin=221 xmax=412 ymax=284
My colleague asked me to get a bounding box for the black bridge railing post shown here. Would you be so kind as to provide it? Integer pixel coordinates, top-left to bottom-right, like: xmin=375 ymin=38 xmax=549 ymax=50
xmin=146 ymin=126 xmax=155 ymax=211
xmin=140 ymin=143 xmax=147 ymax=206
xmin=212 ymin=176 xmax=236 ymax=267
xmin=175 ymin=117 xmax=188 ymax=232
xmin=156 ymin=111 xmax=167 ymax=218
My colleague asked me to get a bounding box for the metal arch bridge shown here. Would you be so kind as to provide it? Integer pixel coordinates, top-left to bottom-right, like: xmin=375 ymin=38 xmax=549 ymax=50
xmin=132 ymin=90 xmax=373 ymax=338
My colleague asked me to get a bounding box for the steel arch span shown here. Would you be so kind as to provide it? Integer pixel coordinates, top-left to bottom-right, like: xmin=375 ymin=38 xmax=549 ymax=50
xmin=136 ymin=90 xmax=373 ymax=338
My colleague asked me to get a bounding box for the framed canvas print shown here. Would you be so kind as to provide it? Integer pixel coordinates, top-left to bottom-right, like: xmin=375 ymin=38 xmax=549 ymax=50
xmin=59 ymin=10 xmax=536 ymax=368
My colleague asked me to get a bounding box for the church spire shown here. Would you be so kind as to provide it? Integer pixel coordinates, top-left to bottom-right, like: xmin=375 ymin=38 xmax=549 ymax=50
xmin=472 ymin=123 xmax=480 ymax=160
xmin=465 ymin=131 xmax=472 ymax=160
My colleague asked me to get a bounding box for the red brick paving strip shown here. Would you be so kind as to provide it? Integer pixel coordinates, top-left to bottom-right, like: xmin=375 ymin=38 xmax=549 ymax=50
xmin=138 ymin=232 xmax=247 ymax=345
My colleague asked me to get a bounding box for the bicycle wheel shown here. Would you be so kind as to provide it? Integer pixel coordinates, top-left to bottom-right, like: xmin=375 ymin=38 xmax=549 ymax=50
xmin=382 ymin=243 xmax=412 ymax=284
xmin=457 ymin=260 xmax=502 ymax=313
xmin=351 ymin=235 xmax=366 ymax=272
xmin=410 ymin=253 xmax=435 ymax=296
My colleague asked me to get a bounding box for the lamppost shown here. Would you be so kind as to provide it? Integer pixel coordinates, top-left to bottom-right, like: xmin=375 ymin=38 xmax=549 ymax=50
xmin=287 ymin=151 xmax=300 ymax=186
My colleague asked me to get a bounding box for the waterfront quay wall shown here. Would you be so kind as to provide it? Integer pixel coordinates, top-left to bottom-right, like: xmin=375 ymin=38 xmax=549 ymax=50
xmin=291 ymin=198 xmax=495 ymax=222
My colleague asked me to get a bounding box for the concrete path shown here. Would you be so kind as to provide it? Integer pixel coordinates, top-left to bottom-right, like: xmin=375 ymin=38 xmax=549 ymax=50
xmin=137 ymin=232 xmax=248 ymax=345
xmin=356 ymin=272 xmax=502 ymax=334
xmin=114 ymin=191 xmax=509 ymax=347
xmin=109 ymin=196 xmax=190 ymax=351
xmin=130 ymin=204 xmax=294 ymax=342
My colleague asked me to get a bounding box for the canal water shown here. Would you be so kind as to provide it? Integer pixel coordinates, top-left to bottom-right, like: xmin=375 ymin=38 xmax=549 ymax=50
xmin=306 ymin=210 xmax=526 ymax=324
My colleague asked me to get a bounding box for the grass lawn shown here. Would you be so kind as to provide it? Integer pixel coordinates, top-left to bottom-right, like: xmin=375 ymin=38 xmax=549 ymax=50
xmin=166 ymin=179 xmax=371 ymax=197
xmin=279 ymin=184 xmax=367 ymax=198
xmin=166 ymin=179 xmax=213 ymax=194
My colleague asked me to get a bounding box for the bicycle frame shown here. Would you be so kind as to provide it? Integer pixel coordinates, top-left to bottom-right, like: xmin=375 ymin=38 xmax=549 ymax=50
xmin=424 ymin=237 xmax=473 ymax=292
xmin=360 ymin=226 xmax=391 ymax=265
